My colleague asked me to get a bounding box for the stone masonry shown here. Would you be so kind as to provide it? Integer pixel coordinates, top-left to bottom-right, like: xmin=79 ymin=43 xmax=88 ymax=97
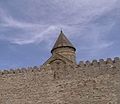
xmin=0 ymin=31 xmax=120 ymax=104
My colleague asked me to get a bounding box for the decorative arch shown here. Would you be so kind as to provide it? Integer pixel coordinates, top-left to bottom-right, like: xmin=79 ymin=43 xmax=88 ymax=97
xmin=49 ymin=59 xmax=66 ymax=65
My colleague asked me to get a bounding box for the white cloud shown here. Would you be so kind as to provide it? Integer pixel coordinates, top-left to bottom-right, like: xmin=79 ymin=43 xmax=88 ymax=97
xmin=0 ymin=7 xmax=70 ymax=45
xmin=0 ymin=8 xmax=46 ymax=28
xmin=11 ymin=25 xmax=58 ymax=45
xmin=0 ymin=0 xmax=118 ymax=49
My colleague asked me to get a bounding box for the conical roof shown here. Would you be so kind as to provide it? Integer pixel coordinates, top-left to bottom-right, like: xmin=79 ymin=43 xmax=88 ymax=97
xmin=51 ymin=31 xmax=76 ymax=53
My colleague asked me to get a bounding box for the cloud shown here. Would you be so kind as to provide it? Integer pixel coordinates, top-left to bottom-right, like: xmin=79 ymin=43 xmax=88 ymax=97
xmin=0 ymin=8 xmax=70 ymax=45
xmin=11 ymin=26 xmax=58 ymax=45
xmin=0 ymin=0 xmax=118 ymax=48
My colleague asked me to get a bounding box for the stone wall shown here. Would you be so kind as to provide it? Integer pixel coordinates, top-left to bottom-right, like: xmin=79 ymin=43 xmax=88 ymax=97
xmin=0 ymin=57 xmax=120 ymax=104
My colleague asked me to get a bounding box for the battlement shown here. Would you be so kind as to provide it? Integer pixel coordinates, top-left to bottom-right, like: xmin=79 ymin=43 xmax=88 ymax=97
xmin=0 ymin=66 xmax=41 ymax=76
xmin=0 ymin=57 xmax=120 ymax=76
xmin=79 ymin=57 xmax=120 ymax=67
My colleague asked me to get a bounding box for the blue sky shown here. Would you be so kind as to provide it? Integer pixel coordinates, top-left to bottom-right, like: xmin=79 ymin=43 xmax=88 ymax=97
xmin=0 ymin=0 xmax=120 ymax=69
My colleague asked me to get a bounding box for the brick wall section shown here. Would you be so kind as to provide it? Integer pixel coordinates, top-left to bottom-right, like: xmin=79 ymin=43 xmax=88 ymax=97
xmin=0 ymin=57 xmax=120 ymax=104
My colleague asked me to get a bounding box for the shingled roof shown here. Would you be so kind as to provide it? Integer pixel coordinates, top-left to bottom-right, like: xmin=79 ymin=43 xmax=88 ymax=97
xmin=51 ymin=31 xmax=76 ymax=53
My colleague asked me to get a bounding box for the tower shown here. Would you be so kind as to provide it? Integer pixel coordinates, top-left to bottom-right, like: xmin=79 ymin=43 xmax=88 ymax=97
xmin=43 ymin=30 xmax=76 ymax=66
xmin=51 ymin=30 xmax=76 ymax=63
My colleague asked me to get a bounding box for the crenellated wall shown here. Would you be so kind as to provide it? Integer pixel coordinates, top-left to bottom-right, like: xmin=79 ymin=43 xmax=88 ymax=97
xmin=0 ymin=66 xmax=40 ymax=75
xmin=79 ymin=57 xmax=120 ymax=67
xmin=0 ymin=57 xmax=120 ymax=104
xmin=0 ymin=57 xmax=120 ymax=76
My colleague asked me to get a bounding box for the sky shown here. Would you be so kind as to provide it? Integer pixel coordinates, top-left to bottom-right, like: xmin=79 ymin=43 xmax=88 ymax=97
xmin=0 ymin=0 xmax=120 ymax=69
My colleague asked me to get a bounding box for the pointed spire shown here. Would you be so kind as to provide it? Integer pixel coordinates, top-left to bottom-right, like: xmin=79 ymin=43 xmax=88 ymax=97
xmin=51 ymin=31 xmax=76 ymax=53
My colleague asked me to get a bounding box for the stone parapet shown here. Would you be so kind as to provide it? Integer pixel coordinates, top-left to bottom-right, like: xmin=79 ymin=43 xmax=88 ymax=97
xmin=0 ymin=66 xmax=41 ymax=76
xmin=78 ymin=57 xmax=120 ymax=68
xmin=0 ymin=57 xmax=120 ymax=76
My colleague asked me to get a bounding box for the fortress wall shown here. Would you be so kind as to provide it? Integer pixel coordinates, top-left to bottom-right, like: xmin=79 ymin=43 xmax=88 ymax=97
xmin=0 ymin=57 xmax=119 ymax=76
xmin=78 ymin=57 xmax=120 ymax=76
xmin=0 ymin=57 xmax=120 ymax=104
xmin=0 ymin=67 xmax=57 ymax=104
xmin=76 ymin=57 xmax=120 ymax=103
xmin=79 ymin=57 xmax=120 ymax=68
